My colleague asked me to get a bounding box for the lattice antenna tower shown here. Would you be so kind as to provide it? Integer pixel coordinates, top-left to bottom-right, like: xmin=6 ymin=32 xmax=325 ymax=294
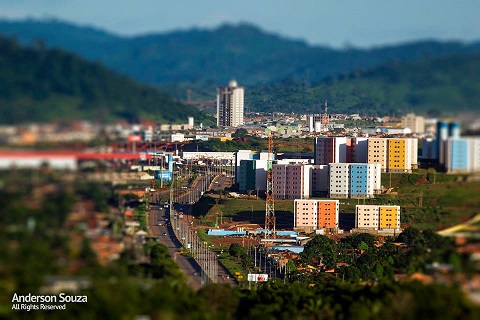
xmin=264 ymin=133 xmax=276 ymax=239
xmin=321 ymin=99 xmax=330 ymax=125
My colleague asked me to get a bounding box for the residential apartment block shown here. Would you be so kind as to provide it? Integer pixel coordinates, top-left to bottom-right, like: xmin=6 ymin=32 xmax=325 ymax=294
xmin=355 ymin=205 xmax=400 ymax=231
xmin=311 ymin=165 xmax=329 ymax=196
xmin=315 ymin=136 xmax=369 ymax=165
xmin=216 ymin=80 xmax=244 ymax=127
xmin=314 ymin=137 xmax=348 ymax=165
xmin=442 ymin=137 xmax=480 ymax=173
xmin=328 ymin=163 xmax=350 ymax=198
xmin=329 ymin=163 xmax=381 ymax=199
xmin=401 ymin=113 xmax=425 ymax=133
xmin=368 ymin=137 xmax=418 ymax=172
xmin=238 ymin=159 xmax=268 ymax=193
xmin=294 ymin=199 xmax=339 ymax=230
xmin=273 ymin=164 xmax=312 ymax=199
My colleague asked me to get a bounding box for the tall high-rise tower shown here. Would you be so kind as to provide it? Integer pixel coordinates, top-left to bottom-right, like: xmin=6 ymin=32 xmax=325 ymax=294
xmin=217 ymin=80 xmax=244 ymax=127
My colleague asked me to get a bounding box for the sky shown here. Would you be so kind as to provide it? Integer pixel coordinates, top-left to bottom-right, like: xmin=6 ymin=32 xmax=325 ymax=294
xmin=0 ymin=0 xmax=479 ymax=48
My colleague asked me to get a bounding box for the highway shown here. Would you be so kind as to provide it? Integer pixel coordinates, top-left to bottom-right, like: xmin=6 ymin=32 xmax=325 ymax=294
xmin=148 ymin=169 xmax=237 ymax=288
xmin=147 ymin=205 xmax=204 ymax=289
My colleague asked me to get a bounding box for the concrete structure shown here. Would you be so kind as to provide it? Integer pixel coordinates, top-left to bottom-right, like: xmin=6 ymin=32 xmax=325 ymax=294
xmin=273 ymin=164 xmax=312 ymax=199
xmin=238 ymin=159 xmax=268 ymax=193
xmin=0 ymin=153 xmax=77 ymax=170
xmin=349 ymin=164 xmax=382 ymax=198
xmin=355 ymin=205 xmax=400 ymax=231
xmin=368 ymin=137 xmax=418 ymax=173
xmin=420 ymin=138 xmax=437 ymax=160
xmin=235 ymin=150 xmax=271 ymax=184
xmin=401 ymin=113 xmax=425 ymax=133
xmin=368 ymin=137 xmax=388 ymax=171
xmin=329 ymin=163 xmax=381 ymax=198
xmin=238 ymin=160 xmax=256 ymax=193
xmin=216 ymin=80 xmax=244 ymax=127
xmin=362 ymin=127 xmax=411 ymax=135
xmin=314 ymin=136 xmax=348 ymax=165
xmin=355 ymin=205 xmax=380 ymax=230
xmin=311 ymin=165 xmax=329 ymax=196
xmin=308 ymin=114 xmax=330 ymax=133
xmin=347 ymin=137 xmax=369 ymax=163
xmin=434 ymin=121 xmax=480 ymax=173
xmin=387 ymin=138 xmax=418 ymax=173
xmin=379 ymin=206 xmax=401 ymax=230
xmin=315 ymin=137 xmax=369 ymax=165
xmin=328 ymin=163 xmax=350 ymax=198
xmin=171 ymin=133 xmax=185 ymax=142
xmin=182 ymin=152 xmax=235 ymax=161
xmin=443 ymin=137 xmax=480 ymax=173
xmin=294 ymin=199 xmax=339 ymax=230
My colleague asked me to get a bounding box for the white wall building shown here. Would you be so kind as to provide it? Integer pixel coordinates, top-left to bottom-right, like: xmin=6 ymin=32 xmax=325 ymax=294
xmin=401 ymin=113 xmax=425 ymax=134
xmin=217 ymin=80 xmax=244 ymax=127
xmin=355 ymin=205 xmax=380 ymax=230
xmin=355 ymin=205 xmax=401 ymax=231
xmin=329 ymin=163 xmax=350 ymax=198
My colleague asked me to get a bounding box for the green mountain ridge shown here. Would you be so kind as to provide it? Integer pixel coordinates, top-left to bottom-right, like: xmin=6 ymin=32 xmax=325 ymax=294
xmin=1 ymin=18 xmax=479 ymax=86
xmin=0 ymin=36 xmax=213 ymax=124
xmin=246 ymin=53 xmax=480 ymax=116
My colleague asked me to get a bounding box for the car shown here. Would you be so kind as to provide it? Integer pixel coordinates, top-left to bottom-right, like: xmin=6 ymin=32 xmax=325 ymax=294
xmin=158 ymin=223 xmax=162 ymax=226
xmin=162 ymin=232 xmax=167 ymax=236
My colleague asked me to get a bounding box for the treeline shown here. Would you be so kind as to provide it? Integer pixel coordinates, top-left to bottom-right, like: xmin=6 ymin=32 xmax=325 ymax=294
xmin=0 ymin=36 xmax=213 ymax=124
xmin=2 ymin=19 xmax=480 ymax=86
xmin=247 ymin=54 xmax=480 ymax=116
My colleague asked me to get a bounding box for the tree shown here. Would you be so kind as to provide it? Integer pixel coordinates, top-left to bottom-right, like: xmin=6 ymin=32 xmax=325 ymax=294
xmin=396 ymin=227 xmax=424 ymax=246
xmin=229 ymin=243 xmax=247 ymax=258
xmin=301 ymin=235 xmax=337 ymax=269
xmin=232 ymin=128 xmax=249 ymax=138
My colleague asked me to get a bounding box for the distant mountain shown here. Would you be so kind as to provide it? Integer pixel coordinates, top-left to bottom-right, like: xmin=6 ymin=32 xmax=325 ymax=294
xmin=1 ymin=18 xmax=479 ymax=87
xmin=0 ymin=36 xmax=212 ymax=124
xmin=247 ymin=54 xmax=480 ymax=116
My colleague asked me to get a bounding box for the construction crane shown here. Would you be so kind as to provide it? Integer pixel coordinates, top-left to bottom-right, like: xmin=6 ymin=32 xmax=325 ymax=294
xmin=264 ymin=133 xmax=276 ymax=239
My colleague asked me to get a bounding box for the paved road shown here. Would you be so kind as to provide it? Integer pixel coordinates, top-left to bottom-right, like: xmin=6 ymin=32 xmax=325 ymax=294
xmin=210 ymin=174 xmax=232 ymax=192
xmin=173 ymin=202 xmax=237 ymax=286
xmin=147 ymin=206 xmax=204 ymax=289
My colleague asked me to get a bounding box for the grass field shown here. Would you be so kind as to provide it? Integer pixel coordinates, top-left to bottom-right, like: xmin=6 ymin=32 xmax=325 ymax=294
xmin=193 ymin=171 xmax=480 ymax=232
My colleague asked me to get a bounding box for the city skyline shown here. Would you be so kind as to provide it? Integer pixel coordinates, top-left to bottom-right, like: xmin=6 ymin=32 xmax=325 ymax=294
xmin=0 ymin=0 xmax=479 ymax=48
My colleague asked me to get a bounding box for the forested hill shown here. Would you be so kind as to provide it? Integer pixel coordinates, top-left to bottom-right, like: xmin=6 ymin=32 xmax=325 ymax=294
xmin=1 ymin=18 xmax=479 ymax=86
xmin=0 ymin=36 xmax=212 ymax=124
xmin=247 ymin=53 xmax=480 ymax=116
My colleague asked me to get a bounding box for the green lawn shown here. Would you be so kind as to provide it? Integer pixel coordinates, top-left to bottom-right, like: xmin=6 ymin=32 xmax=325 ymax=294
xmin=193 ymin=173 xmax=480 ymax=231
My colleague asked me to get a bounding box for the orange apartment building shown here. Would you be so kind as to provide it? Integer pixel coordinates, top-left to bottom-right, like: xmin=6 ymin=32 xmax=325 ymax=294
xmin=294 ymin=199 xmax=339 ymax=230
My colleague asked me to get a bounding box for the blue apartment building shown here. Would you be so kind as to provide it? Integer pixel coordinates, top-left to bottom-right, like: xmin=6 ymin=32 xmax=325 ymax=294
xmin=349 ymin=164 xmax=369 ymax=198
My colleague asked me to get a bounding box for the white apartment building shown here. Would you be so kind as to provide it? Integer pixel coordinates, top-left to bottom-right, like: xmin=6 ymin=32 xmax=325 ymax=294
xmin=294 ymin=199 xmax=318 ymax=228
xmin=401 ymin=113 xmax=425 ymax=134
xmin=355 ymin=205 xmax=380 ymax=230
xmin=217 ymin=80 xmax=244 ymax=127
xmin=367 ymin=164 xmax=382 ymax=196
xmin=329 ymin=163 xmax=350 ymax=198
xmin=355 ymin=205 xmax=401 ymax=231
